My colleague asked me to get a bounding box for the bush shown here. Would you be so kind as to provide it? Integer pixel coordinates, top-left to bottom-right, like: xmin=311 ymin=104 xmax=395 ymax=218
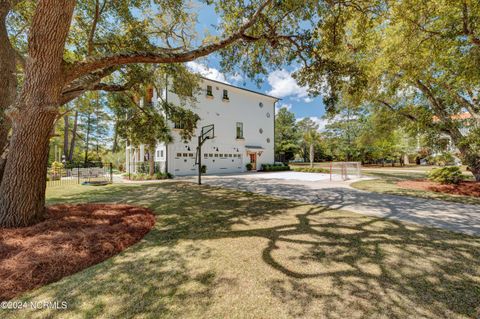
xmin=292 ymin=167 xmax=330 ymax=174
xmin=427 ymin=153 xmax=456 ymax=166
xmin=245 ymin=163 xmax=253 ymax=171
xmin=428 ymin=166 xmax=464 ymax=184
xmin=261 ymin=163 xmax=290 ymax=172
xmin=126 ymin=172 xmax=172 ymax=181
xmin=201 ymin=165 xmax=207 ymax=174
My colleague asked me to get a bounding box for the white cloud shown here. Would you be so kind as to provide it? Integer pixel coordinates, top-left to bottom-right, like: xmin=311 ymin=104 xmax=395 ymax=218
xmin=266 ymin=69 xmax=311 ymax=102
xmin=228 ymin=73 xmax=243 ymax=83
xmin=275 ymin=103 xmax=292 ymax=114
xmin=186 ymin=61 xmax=229 ymax=84
xmin=310 ymin=116 xmax=328 ymax=132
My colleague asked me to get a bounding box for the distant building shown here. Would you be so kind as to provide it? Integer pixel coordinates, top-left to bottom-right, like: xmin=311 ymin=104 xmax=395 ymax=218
xmin=126 ymin=77 xmax=279 ymax=176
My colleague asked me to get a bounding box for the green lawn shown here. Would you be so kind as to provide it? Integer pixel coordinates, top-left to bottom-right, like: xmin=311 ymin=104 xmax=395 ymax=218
xmin=2 ymin=182 xmax=480 ymax=318
xmin=352 ymin=171 xmax=480 ymax=205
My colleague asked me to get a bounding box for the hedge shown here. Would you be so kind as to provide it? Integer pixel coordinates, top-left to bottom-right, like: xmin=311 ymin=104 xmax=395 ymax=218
xmin=292 ymin=167 xmax=330 ymax=174
xmin=261 ymin=164 xmax=291 ymax=172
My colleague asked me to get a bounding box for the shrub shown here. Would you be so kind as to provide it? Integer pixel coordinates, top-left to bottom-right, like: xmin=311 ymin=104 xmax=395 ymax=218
xmin=428 ymin=166 xmax=464 ymax=184
xmin=292 ymin=167 xmax=329 ymax=174
xmin=126 ymin=172 xmax=172 ymax=181
xmin=261 ymin=163 xmax=290 ymax=172
xmin=427 ymin=153 xmax=456 ymax=166
xmin=201 ymin=165 xmax=207 ymax=174
xmin=245 ymin=163 xmax=253 ymax=171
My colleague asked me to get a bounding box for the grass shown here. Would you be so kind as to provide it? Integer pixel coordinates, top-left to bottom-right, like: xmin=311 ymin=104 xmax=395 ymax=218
xmin=352 ymin=171 xmax=480 ymax=205
xmin=2 ymin=181 xmax=480 ymax=318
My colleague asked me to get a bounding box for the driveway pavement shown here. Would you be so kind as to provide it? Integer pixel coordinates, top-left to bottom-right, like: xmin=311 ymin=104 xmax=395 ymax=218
xmin=183 ymin=172 xmax=480 ymax=236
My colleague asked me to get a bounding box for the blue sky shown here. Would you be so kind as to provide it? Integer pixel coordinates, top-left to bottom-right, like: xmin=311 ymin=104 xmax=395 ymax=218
xmin=188 ymin=2 xmax=327 ymax=128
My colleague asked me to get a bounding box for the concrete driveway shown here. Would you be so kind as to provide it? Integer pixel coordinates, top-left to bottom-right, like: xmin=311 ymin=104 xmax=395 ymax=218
xmin=185 ymin=172 xmax=480 ymax=236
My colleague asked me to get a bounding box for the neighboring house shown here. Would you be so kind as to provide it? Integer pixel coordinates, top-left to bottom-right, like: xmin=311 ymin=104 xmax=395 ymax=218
xmin=126 ymin=77 xmax=279 ymax=176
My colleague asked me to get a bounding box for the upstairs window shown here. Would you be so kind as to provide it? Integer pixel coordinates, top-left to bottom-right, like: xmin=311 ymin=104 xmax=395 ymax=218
xmin=174 ymin=121 xmax=184 ymax=129
xmin=236 ymin=122 xmax=244 ymax=139
xmin=206 ymin=85 xmax=213 ymax=97
xmin=223 ymin=89 xmax=229 ymax=100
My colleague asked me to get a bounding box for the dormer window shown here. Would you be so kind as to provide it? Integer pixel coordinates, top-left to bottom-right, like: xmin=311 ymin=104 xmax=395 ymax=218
xmin=206 ymin=85 xmax=213 ymax=97
xmin=223 ymin=89 xmax=229 ymax=101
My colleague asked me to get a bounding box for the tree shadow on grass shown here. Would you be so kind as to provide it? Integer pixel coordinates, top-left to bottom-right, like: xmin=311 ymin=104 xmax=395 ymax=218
xmin=5 ymin=182 xmax=480 ymax=318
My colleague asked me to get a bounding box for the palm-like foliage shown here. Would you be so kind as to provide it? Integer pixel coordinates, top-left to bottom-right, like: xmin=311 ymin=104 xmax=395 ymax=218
xmin=303 ymin=129 xmax=322 ymax=167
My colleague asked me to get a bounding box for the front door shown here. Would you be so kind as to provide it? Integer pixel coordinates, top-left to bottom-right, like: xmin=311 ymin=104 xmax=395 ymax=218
xmin=249 ymin=153 xmax=257 ymax=170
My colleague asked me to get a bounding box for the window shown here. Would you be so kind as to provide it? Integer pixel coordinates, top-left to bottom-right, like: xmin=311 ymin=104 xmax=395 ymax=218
xmin=266 ymin=112 xmax=271 ymax=118
xmin=266 ymin=138 xmax=271 ymax=143
xmin=236 ymin=122 xmax=244 ymax=139
xmin=206 ymin=85 xmax=213 ymax=97
xmin=183 ymin=153 xmax=188 ymax=157
xmin=259 ymin=128 xmax=263 ymax=134
xmin=174 ymin=121 xmax=184 ymax=129
xmin=204 ymin=153 xmax=208 ymax=158
xmin=160 ymin=150 xmax=164 ymax=157
xmin=223 ymin=89 xmax=229 ymax=100
xmin=259 ymin=102 xmax=263 ymax=108
xmin=156 ymin=150 xmax=160 ymax=158
xmin=176 ymin=153 xmax=182 ymax=157
xmin=189 ymin=153 xmax=194 ymax=157
xmin=209 ymin=153 xmax=213 ymax=157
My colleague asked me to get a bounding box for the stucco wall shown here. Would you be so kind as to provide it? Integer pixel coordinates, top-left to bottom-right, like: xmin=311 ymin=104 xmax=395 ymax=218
xmin=165 ymin=78 xmax=277 ymax=176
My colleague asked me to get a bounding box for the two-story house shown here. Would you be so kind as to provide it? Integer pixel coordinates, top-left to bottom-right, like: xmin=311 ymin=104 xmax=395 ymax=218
xmin=126 ymin=77 xmax=279 ymax=176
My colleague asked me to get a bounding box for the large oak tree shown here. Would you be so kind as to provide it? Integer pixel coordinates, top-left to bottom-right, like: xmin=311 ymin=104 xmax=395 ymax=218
xmin=297 ymin=0 xmax=480 ymax=180
xmin=0 ymin=0 xmax=325 ymax=227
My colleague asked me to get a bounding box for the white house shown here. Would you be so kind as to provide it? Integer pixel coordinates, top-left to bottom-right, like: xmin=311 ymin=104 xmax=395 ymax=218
xmin=126 ymin=77 xmax=279 ymax=176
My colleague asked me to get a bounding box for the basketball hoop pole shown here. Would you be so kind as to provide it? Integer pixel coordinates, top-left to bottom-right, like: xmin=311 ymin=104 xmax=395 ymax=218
xmin=198 ymin=135 xmax=202 ymax=185
xmin=197 ymin=124 xmax=214 ymax=185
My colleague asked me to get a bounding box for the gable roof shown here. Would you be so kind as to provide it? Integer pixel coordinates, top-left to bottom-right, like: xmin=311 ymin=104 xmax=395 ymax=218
xmin=200 ymin=76 xmax=281 ymax=101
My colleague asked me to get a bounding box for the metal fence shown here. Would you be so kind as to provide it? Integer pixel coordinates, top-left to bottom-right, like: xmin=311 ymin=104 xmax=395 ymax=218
xmin=46 ymin=162 xmax=113 ymax=187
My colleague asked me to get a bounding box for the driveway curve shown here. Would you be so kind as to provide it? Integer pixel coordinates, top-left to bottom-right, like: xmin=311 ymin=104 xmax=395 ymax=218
xmin=187 ymin=172 xmax=480 ymax=236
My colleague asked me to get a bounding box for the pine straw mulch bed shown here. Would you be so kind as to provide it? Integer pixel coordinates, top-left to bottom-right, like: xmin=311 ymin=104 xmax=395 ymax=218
xmin=0 ymin=204 xmax=155 ymax=301
xmin=397 ymin=179 xmax=480 ymax=197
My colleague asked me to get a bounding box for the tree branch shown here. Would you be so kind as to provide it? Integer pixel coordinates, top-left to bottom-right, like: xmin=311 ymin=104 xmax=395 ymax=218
xmin=65 ymin=0 xmax=274 ymax=82
xmin=87 ymin=0 xmax=107 ymax=55
xmin=415 ymin=80 xmax=464 ymax=140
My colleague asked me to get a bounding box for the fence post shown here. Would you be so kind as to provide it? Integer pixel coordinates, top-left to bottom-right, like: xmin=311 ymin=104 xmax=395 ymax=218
xmin=110 ymin=163 xmax=113 ymax=183
xmin=77 ymin=165 xmax=80 ymax=184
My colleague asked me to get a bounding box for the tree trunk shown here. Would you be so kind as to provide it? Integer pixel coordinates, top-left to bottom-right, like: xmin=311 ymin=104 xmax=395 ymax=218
xmin=459 ymin=147 xmax=480 ymax=182
xmin=0 ymin=0 xmax=76 ymax=227
xmin=148 ymin=144 xmax=155 ymax=176
xmin=68 ymin=110 xmax=78 ymax=161
xmin=111 ymin=120 xmax=118 ymax=153
xmin=63 ymin=114 xmax=69 ymax=160
xmin=0 ymin=1 xmax=17 ymax=184
xmin=84 ymin=112 xmax=91 ymax=164
xmin=0 ymin=138 xmax=8 ymax=181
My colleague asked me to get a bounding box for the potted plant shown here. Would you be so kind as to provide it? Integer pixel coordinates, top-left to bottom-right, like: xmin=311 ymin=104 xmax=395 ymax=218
xmin=245 ymin=163 xmax=253 ymax=171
